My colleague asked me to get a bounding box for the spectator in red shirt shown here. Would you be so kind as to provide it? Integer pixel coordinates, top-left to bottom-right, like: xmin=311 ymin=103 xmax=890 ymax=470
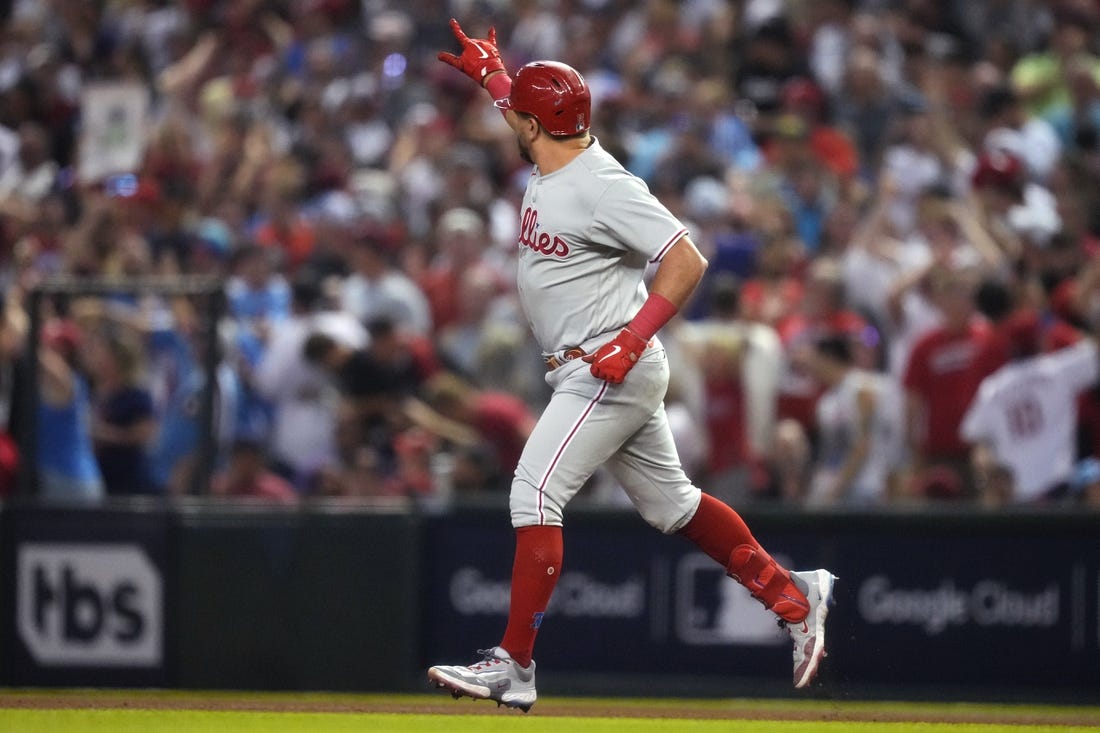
xmin=1038 ymin=262 xmax=1100 ymax=460
xmin=423 ymin=372 xmax=535 ymax=485
xmin=419 ymin=208 xmax=497 ymax=334
xmin=765 ymin=77 xmax=860 ymax=183
xmin=775 ymin=257 xmax=874 ymax=434
xmin=902 ymin=268 xmax=994 ymax=499
xmin=698 ymin=330 xmax=752 ymax=498
xmin=253 ymin=171 xmax=317 ymax=271
xmin=211 ymin=439 xmax=298 ymax=504
xmin=739 ymin=233 xmax=805 ymax=327
xmin=974 ymin=278 xmax=1083 ymax=377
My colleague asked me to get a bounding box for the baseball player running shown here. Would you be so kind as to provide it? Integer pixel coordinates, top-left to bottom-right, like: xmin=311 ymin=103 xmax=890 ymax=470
xmin=428 ymin=20 xmax=837 ymax=711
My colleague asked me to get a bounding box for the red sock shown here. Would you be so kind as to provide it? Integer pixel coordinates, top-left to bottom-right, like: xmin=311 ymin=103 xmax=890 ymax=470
xmin=499 ymin=525 xmax=562 ymax=668
xmin=678 ymin=493 xmax=757 ymax=565
xmin=679 ymin=493 xmax=808 ymax=623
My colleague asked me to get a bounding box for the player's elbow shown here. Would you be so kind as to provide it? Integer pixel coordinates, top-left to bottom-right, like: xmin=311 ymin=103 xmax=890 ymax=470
xmin=690 ymin=250 xmax=709 ymax=284
xmin=682 ymin=238 xmax=708 ymax=275
xmin=664 ymin=235 xmax=708 ymax=287
xmin=681 ymin=239 xmax=708 ymax=277
xmin=692 ymin=245 xmax=709 ymax=270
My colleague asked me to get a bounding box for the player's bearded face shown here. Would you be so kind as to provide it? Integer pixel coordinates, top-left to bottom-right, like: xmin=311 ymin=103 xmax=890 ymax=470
xmin=517 ymin=131 xmax=534 ymax=164
xmin=517 ymin=116 xmax=537 ymax=164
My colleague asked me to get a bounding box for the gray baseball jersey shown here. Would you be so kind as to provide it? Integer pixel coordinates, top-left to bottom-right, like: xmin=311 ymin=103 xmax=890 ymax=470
xmin=515 ymin=139 xmax=688 ymax=353
xmin=508 ymin=138 xmax=700 ymax=532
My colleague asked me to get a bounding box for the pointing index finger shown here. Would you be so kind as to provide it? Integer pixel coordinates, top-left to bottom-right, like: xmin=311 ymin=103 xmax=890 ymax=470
xmin=449 ymin=18 xmax=470 ymax=46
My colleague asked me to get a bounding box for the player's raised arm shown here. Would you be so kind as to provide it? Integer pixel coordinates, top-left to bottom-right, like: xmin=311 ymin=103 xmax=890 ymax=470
xmin=585 ymin=236 xmax=708 ymax=384
xmin=438 ymin=19 xmax=520 ymax=130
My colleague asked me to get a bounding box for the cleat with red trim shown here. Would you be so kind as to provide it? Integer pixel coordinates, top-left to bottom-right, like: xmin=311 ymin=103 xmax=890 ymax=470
xmin=428 ymin=646 xmax=537 ymax=712
xmin=783 ymin=570 xmax=838 ymax=689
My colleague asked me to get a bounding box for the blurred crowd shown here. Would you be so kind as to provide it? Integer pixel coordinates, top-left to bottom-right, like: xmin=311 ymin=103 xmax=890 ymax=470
xmin=1 ymin=0 xmax=1100 ymax=510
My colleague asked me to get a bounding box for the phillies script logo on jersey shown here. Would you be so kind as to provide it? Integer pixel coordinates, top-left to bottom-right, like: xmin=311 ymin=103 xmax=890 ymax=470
xmin=519 ymin=207 xmax=570 ymax=257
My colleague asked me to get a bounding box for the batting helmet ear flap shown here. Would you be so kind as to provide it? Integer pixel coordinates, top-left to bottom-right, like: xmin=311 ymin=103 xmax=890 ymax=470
xmin=495 ymin=61 xmax=591 ymax=136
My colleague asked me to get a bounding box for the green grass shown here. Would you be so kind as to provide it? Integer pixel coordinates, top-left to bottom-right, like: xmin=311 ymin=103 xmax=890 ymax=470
xmin=0 ymin=710 xmax=1096 ymax=733
xmin=1 ymin=691 xmax=1098 ymax=733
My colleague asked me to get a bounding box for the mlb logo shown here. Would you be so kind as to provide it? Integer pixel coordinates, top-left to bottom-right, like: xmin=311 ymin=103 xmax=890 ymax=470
xmin=674 ymin=553 xmax=787 ymax=646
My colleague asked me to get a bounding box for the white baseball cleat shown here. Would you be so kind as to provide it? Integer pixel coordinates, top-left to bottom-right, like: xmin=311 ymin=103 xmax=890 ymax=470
xmin=785 ymin=569 xmax=838 ymax=689
xmin=427 ymin=646 xmax=537 ymax=712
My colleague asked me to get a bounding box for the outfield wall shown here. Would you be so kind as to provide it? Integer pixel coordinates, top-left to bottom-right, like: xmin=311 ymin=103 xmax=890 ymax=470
xmin=1 ymin=499 xmax=1097 ymax=702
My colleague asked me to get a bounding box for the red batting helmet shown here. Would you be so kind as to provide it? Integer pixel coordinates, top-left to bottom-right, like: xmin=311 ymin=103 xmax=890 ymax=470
xmin=495 ymin=61 xmax=591 ymax=136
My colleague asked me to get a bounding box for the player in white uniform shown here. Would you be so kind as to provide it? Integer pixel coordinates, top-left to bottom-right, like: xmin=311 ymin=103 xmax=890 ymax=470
xmin=427 ymin=20 xmax=837 ymax=711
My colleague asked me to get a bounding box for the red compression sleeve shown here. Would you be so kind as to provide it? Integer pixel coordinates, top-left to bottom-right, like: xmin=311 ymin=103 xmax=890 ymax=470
xmin=485 ymin=73 xmax=512 ymax=103
xmin=499 ymin=525 xmax=562 ymax=668
xmin=627 ymin=292 xmax=678 ymax=340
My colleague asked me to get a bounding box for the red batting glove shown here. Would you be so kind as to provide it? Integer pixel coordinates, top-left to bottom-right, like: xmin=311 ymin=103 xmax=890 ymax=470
xmin=437 ymin=18 xmax=505 ymax=86
xmin=582 ymin=328 xmax=649 ymax=384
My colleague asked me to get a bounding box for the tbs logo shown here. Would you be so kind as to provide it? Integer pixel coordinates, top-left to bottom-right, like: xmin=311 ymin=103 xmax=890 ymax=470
xmin=17 ymin=543 xmax=163 ymax=666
